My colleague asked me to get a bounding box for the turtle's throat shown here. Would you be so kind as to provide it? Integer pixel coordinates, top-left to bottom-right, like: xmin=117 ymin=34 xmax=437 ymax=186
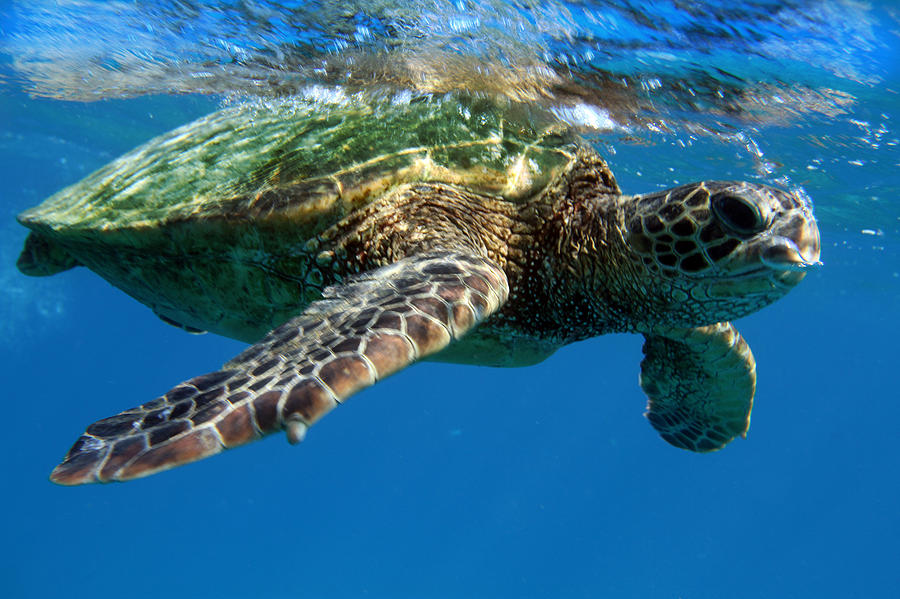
xmin=530 ymin=192 xmax=651 ymax=339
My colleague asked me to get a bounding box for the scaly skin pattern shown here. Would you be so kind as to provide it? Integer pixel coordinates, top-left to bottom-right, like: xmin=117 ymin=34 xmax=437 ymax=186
xmin=305 ymin=149 xmax=624 ymax=365
xmin=50 ymin=252 xmax=509 ymax=484
xmin=640 ymin=322 xmax=756 ymax=451
xmin=501 ymin=172 xmax=819 ymax=343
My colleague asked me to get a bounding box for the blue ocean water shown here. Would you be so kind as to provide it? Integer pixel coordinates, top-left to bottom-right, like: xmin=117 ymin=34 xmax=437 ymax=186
xmin=1 ymin=1 xmax=898 ymax=598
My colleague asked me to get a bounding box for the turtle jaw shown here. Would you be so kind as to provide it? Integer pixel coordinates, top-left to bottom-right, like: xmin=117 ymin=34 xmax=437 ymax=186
xmin=761 ymin=240 xmax=820 ymax=272
xmin=759 ymin=217 xmax=821 ymax=273
xmin=698 ymin=224 xmax=820 ymax=307
xmin=693 ymin=234 xmax=819 ymax=322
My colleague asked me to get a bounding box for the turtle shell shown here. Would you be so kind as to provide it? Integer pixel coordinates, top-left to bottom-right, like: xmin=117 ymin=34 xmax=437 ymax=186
xmin=18 ymin=95 xmax=584 ymax=341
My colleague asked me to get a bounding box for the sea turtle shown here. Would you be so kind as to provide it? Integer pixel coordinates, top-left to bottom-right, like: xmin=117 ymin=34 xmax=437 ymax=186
xmin=17 ymin=94 xmax=820 ymax=485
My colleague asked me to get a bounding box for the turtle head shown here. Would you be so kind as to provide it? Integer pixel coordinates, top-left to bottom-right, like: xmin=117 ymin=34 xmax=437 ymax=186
xmin=622 ymin=181 xmax=820 ymax=325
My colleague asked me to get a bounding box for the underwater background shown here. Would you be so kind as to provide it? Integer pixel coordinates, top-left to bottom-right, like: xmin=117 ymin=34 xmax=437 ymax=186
xmin=0 ymin=1 xmax=897 ymax=597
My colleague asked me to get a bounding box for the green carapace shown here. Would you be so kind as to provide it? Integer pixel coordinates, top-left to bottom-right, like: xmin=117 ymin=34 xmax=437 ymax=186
xmin=17 ymin=95 xmax=820 ymax=485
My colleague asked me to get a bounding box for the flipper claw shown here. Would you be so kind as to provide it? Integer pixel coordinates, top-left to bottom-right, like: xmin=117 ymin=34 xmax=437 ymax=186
xmin=286 ymin=419 xmax=308 ymax=445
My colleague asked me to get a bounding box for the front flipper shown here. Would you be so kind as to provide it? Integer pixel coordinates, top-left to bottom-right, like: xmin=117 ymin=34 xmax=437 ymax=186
xmin=639 ymin=322 xmax=756 ymax=452
xmin=50 ymin=251 xmax=508 ymax=485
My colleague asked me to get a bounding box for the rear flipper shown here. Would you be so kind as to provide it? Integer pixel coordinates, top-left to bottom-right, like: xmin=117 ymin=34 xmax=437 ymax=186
xmin=640 ymin=322 xmax=756 ymax=452
xmin=17 ymin=232 xmax=79 ymax=276
xmin=50 ymin=251 xmax=509 ymax=485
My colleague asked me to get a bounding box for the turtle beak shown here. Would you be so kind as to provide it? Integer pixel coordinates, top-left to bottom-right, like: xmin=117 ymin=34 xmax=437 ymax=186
xmin=760 ymin=214 xmax=821 ymax=272
xmin=761 ymin=238 xmax=821 ymax=271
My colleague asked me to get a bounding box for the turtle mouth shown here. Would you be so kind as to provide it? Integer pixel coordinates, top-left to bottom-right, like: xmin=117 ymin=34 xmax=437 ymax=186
xmin=760 ymin=237 xmax=822 ymax=272
xmin=760 ymin=207 xmax=821 ymax=271
xmin=704 ymin=241 xmax=819 ymax=292
xmin=725 ymin=254 xmax=819 ymax=285
xmin=722 ymin=221 xmax=821 ymax=282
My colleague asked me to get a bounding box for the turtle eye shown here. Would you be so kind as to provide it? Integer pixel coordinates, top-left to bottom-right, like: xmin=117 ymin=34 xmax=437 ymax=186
xmin=712 ymin=193 xmax=767 ymax=236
